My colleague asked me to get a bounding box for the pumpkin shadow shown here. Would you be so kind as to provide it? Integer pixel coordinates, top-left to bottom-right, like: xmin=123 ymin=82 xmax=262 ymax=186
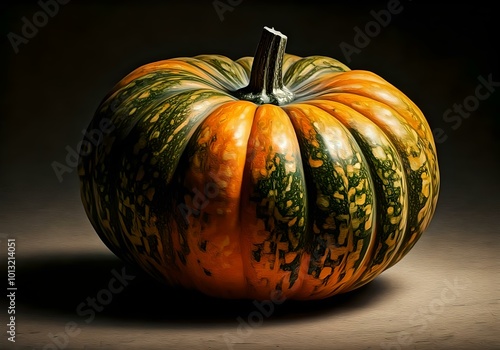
xmin=17 ymin=252 xmax=399 ymax=326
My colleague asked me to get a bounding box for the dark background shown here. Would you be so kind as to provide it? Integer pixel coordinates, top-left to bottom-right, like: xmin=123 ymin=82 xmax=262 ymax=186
xmin=1 ymin=1 xmax=499 ymax=349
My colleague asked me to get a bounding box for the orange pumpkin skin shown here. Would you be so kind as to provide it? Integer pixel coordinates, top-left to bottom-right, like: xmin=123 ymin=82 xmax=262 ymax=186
xmin=79 ymin=28 xmax=439 ymax=300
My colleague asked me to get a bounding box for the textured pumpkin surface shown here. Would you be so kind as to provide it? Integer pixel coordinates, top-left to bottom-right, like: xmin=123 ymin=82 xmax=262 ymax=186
xmin=79 ymin=48 xmax=439 ymax=300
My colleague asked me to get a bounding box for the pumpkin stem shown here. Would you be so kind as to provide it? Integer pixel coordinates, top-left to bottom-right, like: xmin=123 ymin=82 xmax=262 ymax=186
xmin=235 ymin=26 xmax=294 ymax=105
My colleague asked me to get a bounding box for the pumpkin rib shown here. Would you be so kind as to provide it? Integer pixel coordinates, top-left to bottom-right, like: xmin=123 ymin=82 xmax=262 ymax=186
xmin=99 ymin=72 xmax=233 ymax=119
xmin=240 ymin=104 xmax=310 ymax=300
xmin=282 ymin=54 xmax=304 ymax=73
xmin=143 ymin=95 xmax=248 ymax=288
xmin=283 ymin=55 xmax=350 ymax=91
xmin=191 ymin=55 xmax=250 ymax=92
xmin=311 ymin=92 xmax=438 ymax=269
xmin=124 ymin=93 xmax=242 ymax=290
xmin=235 ymin=57 xmax=253 ymax=77
xmin=110 ymin=59 xmax=215 ymax=90
xmin=171 ymin=100 xmax=257 ymax=297
xmin=283 ymin=103 xmax=378 ymax=299
xmin=300 ymin=100 xmax=410 ymax=292
xmin=288 ymin=71 xmax=404 ymax=107
xmin=308 ymin=72 xmax=433 ymax=141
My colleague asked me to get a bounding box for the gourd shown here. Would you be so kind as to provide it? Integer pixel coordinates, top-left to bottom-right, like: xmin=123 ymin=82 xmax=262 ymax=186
xmin=79 ymin=27 xmax=439 ymax=301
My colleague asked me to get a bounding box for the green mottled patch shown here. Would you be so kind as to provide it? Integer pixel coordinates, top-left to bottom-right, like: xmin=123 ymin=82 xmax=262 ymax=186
xmin=79 ymin=70 xmax=234 ymax=275
xmin=193 ymin=55 xmax=249 ymax=91
xmin=250 ymin=153 xmax=308 ymax=287
xmin=288 ymin=109 xmax=375 ymax=288
xmin=284 ymin=56 xmax=349 ymax=90
xmin=349 ymin=129 xmax=406 ymax=273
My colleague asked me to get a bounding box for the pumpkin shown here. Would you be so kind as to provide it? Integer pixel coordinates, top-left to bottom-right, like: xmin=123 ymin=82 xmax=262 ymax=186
xmin=79 ymin=27 xmax=439 ymax=301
